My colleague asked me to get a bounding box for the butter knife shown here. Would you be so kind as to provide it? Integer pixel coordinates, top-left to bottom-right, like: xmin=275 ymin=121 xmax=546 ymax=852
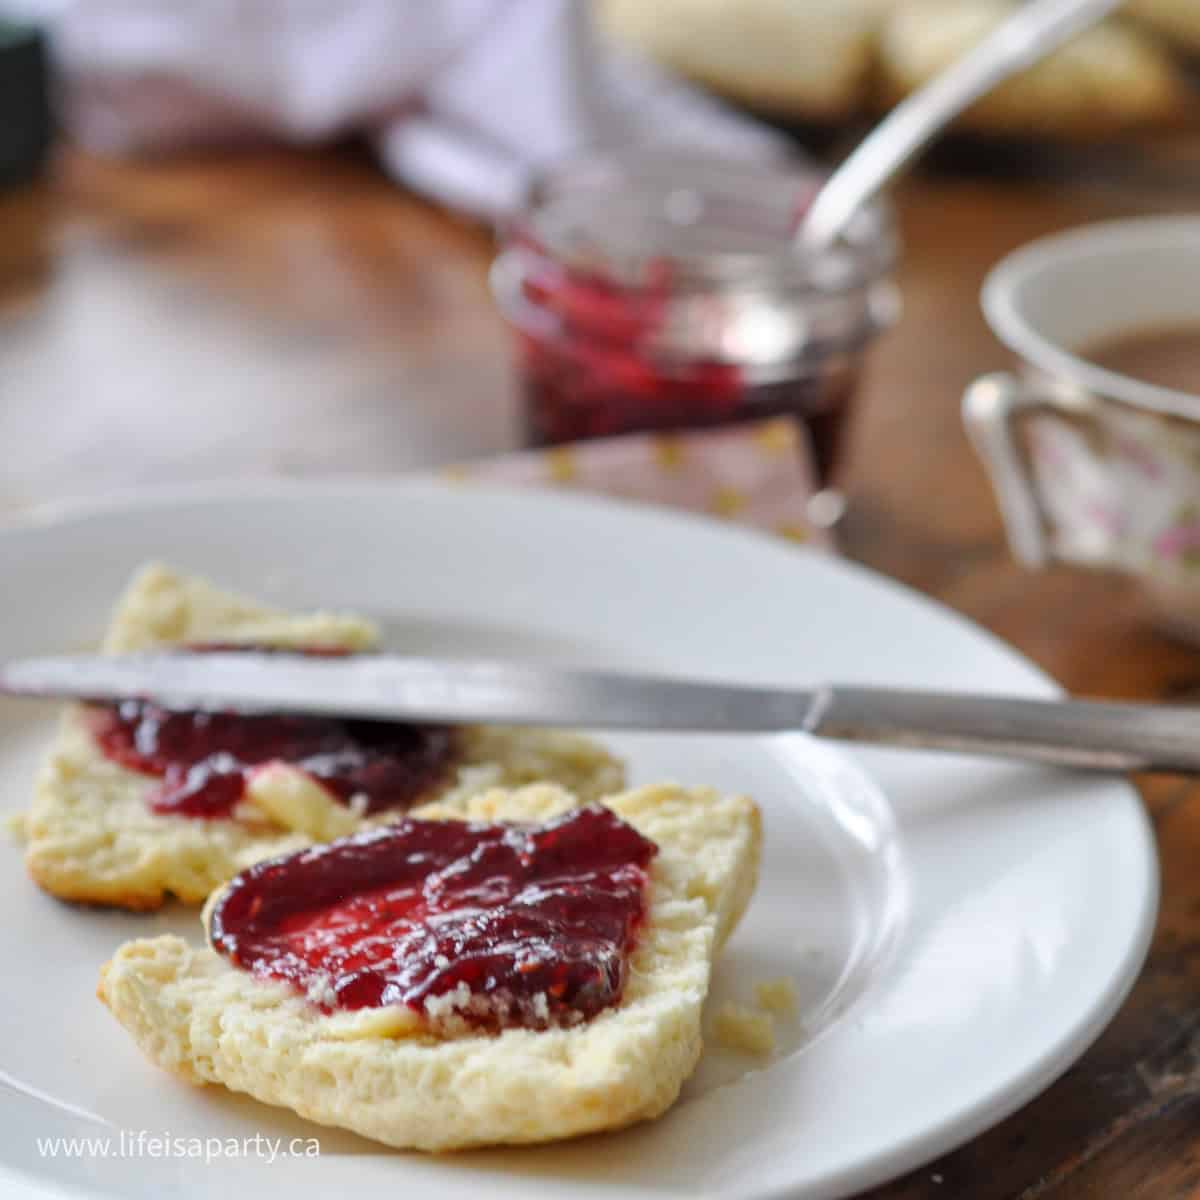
xmin=2 ymin=651 xmax=1200 ymax=773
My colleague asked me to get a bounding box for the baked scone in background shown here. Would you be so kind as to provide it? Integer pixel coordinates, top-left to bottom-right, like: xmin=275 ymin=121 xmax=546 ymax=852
xmin=598 ymin=0 xmax=1196 ymax=138
xmin=879 ymin=0 xmax=1188 ymax=139
xmin=98 ymin=782 xmax=762 ymax=1151
xmin=596 ymin=0 xmax=895 ymax=121
xmin=25 ymin=564 xmax=624 ymax=909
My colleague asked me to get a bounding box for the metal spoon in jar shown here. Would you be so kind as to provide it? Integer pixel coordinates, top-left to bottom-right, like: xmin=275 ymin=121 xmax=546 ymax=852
xmin=799 ymin=0 xmax=1122 ymax=251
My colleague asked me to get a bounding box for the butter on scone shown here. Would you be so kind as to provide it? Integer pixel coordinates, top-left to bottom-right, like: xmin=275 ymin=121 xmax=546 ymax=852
xmin=25 ymin=564 xmax=624 ymax=909
xmin=98 ymin=783 xmax=762 ymax=1151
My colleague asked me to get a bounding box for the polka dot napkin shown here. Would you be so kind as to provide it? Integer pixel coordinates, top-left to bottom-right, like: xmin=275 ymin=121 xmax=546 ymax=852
xmin=442 ymin=417 xmax=833 ymax=550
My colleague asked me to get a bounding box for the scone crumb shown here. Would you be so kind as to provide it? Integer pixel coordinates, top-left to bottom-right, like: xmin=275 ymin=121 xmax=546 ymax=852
xmin=305 ymin=972 xmax=338 ymax=1009
xmin=713 ymin=1003 xmax=775 ymax=1056
xmin=754 ymin=976 xmax=798 ymax=1017
xmin=3 ymin=812 xmax=27 ymax=843
xmin=421 ymin=983 xmax=570 ymax=1035
xmin=424 ymin=981 xmax=473 ymax=1023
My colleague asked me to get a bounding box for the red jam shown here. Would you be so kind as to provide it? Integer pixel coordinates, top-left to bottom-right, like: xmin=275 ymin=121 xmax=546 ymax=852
xmin=511 ymin=256 xmax=856 ymax=483
xmin=209 ymin=805 xmax=658 ymax=1030
xmin=88 ymin=646 xmax=457 ymax=820
xmin=519 ymin=325 xmax=853 ymax=483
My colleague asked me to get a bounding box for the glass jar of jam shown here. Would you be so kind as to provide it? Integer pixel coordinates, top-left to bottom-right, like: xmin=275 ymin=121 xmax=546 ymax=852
xmin=491 ymin=150 xmax=899 ymax=488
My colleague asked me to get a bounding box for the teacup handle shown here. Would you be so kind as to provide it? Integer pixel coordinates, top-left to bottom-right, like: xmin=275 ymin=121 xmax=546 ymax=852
xmin=963 ymin=371 xmax=1098 ymax=569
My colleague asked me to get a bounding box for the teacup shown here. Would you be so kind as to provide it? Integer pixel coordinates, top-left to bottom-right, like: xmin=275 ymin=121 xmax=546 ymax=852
xmin=964 ymin=217 xmax=1200 ymax=638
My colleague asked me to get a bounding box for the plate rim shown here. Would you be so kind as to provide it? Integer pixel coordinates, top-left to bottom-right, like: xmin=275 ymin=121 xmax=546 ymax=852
xmin=0 ymin=472 xmax=1113 ymax=701
xmin=0 ymin=476 xmax=1160 ymax=1199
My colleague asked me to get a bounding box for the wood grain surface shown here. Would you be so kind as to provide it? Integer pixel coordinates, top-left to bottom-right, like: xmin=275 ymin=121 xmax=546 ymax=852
xmin=4 ymin=145 xmax=1200 ymax=1196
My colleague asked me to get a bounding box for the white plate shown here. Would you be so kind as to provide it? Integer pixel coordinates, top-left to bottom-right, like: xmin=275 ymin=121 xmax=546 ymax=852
xmin=0 ymin=481 xmax=1157 ymax=1200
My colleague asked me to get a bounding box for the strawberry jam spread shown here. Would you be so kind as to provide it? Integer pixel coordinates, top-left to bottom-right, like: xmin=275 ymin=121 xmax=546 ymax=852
xmin=88 ymin=646 xmax=457 ymax=820
xmin=209 ymin=805 xmax=658 ymax=1030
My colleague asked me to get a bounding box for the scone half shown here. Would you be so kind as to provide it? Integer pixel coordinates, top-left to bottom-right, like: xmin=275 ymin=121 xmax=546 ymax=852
xmin=25 ymin=564 xmax=624 ymax=909
xmin=98 ymin=783 xmax=762 ymax=1151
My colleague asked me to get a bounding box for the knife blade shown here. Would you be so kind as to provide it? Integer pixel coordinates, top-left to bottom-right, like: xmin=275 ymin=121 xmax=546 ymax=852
xmin=0 ymin=652 xmax=818 ymax=731
xmin=5 ymin=651 xmax=1200 ymax=773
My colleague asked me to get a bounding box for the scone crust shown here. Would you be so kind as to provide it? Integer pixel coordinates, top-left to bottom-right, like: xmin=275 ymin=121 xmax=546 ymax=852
xmin=879 ymin=0 xmax=1187 ymax=137
xmin=25 ymin=565 xmax=624 ymax=909
xmin=98 ymin=783 xmax=762 ymax=1151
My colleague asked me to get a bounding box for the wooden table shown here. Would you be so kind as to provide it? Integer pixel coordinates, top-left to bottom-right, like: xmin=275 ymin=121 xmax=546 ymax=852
xmin=4 ymin=146 xmax=1200 ymax=1197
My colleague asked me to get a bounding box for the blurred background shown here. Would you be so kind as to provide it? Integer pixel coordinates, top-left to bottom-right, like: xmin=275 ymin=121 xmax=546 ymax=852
xmin=2 ymin=0 xmax=1200 ymax=644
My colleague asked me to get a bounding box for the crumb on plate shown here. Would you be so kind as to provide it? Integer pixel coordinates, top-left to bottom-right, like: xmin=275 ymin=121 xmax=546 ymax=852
xmin=754 ymin=976 xmax=798 ymax=1017
xmin=713 ymin=1003 xmax=775 ymax=1056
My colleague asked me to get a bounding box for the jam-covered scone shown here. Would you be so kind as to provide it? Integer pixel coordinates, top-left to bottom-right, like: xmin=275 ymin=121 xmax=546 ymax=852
xmin=25 ymin=565 xmax=624 ymax=909
xmin=99 ymin=783 xmax=761 ymax=1150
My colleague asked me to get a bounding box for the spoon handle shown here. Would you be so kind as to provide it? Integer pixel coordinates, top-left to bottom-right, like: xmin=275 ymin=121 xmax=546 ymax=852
xmin=800 ymin=0 xmax=1122 ymax=250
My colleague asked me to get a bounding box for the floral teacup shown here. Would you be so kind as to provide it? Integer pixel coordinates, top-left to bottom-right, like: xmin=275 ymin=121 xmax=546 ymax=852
xmin=964 ymin=218 xmax=1200 ymax=638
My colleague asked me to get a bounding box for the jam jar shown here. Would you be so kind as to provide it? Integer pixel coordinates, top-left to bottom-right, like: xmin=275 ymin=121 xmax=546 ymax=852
xmin=491 ymin=150 xmax=900 ymax=488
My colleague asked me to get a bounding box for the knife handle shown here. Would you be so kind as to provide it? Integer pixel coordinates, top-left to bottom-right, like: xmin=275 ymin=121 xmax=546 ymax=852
xmin=813 ymin=686 xmax=1200 ymax=773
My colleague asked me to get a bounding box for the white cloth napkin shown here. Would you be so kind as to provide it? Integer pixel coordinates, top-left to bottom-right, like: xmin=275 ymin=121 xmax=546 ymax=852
xmin=4 ymin=0 xmax=789 ymax=216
